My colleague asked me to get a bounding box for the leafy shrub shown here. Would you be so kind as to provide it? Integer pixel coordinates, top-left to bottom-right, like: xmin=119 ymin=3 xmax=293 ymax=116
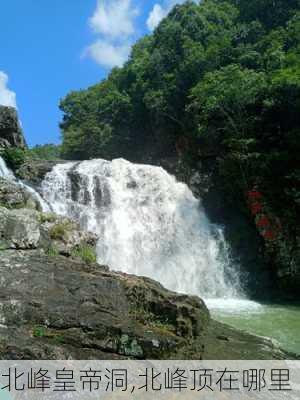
xmin=71 ymin=244 xmax=97 ymax=264
xmin=49 ymin=223 xmax=68 ymax=240
xmin=45 ymin=245 xmax=59 ymax=257
xmin=2 ymin=148 xmax=27 ymax=170
xmin=28 ymin=144 xmax=62 ymax=160
xmin=49 ymin=221 xmax=73 ymax=240
xmin=39 ymin=213 xmax=57 ymax=224
xmin=32 ymin=326 xmax=46 ymax=338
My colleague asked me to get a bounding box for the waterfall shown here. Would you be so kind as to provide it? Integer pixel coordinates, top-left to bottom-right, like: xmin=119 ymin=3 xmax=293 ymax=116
xmin=0 ymin=155 xmax=50 ymax=212
xmin=42 ymin=158 xmax=243 ymax=299
xmin=0 ymin=156 xmax=15 ymax=179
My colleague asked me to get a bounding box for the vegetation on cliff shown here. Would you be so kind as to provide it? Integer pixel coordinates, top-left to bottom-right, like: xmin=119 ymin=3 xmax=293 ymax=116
xmin=28 ymin=143 xmax=61 ymax=161
xmin=59 ymin=0 xmax=300 ymax=292
xmin=59 ymin=0 xmax=300 ymax=207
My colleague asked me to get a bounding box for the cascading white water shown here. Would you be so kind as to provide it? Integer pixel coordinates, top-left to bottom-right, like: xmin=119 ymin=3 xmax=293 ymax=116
xmin=0 ymin=155 xmax=50 ymax=212
xmin=0 ymin=155 xmax=15 ymax=179
xmin=42 ymin=158 xmax=243 ymax=299
xmin=18 ymin=180 xmax=51 ymax=212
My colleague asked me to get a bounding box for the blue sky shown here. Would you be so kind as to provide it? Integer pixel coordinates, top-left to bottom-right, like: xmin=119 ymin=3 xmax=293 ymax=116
xmin=0 ymin=0 xmax=185 ymax=147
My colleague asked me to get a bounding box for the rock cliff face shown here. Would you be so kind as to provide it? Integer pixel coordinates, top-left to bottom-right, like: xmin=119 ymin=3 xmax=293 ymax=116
xmin=0 ymin=106 xmax=26 ymax=149
xmin=0 ymin=175 xmax=291 ymax=360
xmin=163 ymin=156 xmax=299 ymax=300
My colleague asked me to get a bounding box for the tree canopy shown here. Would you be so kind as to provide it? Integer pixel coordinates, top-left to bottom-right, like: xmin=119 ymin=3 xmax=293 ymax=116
xmin=59 ymin=0 xmax=300 ymax=230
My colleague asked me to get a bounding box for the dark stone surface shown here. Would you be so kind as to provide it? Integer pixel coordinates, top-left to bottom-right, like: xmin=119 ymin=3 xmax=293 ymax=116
xmin=158 ymin=158 xmax=275 ymax=300
xmin=0 ymin=249 xmax=290 ymax=360
xmin=0 ymin=250 xmax=210 ymax=359
xmin=159 ymin=155 xmax=299 ymax=300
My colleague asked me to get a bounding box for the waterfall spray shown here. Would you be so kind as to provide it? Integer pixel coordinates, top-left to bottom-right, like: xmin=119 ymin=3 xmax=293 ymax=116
xmin=0 ymin=156 xmax=15 ymax=179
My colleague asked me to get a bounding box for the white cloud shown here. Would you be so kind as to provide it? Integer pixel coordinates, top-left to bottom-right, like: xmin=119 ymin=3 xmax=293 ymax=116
xmin=147 ymin=0 xmax=189 ymax=31
xmin=147 ymin=4 xmax=166 ymax=31
xmin=89 ymin=0 xmax=138 ymax=38
xmin=85 ymin=0 xmax=138 ymax=68
xmin=85 ymin=40 xmax=131 ymax=68
xmin=0 ymin=71 xmax=17 ymax=108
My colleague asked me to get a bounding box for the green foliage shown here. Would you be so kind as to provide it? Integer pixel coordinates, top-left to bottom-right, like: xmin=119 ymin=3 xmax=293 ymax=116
xmin=28 ymin=144 xmax=61 ymax=160
xmin=189 ymin=64 xmax=267 ymax=138
xmin=39 ymin=213 xmax=57 ymax=224
xmin=32 ymin=326 xmax=46 ymax=338
xmin=71 ymin=244 xmax=97 ymax=265
xmin=59 ymin=0 xmax=300 ymax=234
xmin=45 ymin=245 xmax=59 ymax=257
xmin=230 ymin=0 xmax=300 ymax=30
xmin=2 ymin=147 xmax=27 ymax=170
xmin=0 ymin=242 xmax=7 ymax=251
xmin=1 ymin=144 xmax=61 ymax=172
xmin=49 ymin=222 xmax=72 ymax=240
xmin=60 ymin=80 xmax=133 ymax=160
xmin=32 ymin=326 xmax=65 ymax=343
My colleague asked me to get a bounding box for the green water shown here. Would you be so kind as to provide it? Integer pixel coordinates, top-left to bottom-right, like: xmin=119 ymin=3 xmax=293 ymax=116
xmin=207 ymin=299 xmax=300 ymax=355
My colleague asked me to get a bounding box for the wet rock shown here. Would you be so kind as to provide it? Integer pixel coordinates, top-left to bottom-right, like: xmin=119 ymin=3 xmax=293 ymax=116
xmin=167 ymin=156 xmax=300 ymax=299
xmin=162 ymin=158 xmax=274 ymax=299
xmin=68 ymin=167 xmax=82 ymax=203
xmin=16 ymin=160 xmax=66 ymax=185
xmin=93 ymin=175 xmax=111 ymax=208
xmin=0 ymin=138 xmax=11 ymax=150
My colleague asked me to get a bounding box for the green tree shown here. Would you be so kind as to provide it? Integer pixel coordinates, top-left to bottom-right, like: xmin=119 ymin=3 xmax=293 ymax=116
xmin=29 ymin=144 xmax=61 ymax=160
xmin=189 ymin=64 xmax=267 ymax=139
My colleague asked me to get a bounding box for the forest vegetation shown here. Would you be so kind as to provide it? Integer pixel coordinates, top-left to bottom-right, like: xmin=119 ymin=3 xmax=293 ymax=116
xmin=57 ymin=0 xmax=300 ymax=235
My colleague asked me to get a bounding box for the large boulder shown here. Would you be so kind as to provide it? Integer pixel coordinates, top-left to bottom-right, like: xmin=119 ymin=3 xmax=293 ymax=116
xmin=0 ymin=250 xmax=209 ymax=359
xmin=0 ymin=106 xmax=26 ymax=149
xmin=0 ymin=178 xmax=39 ymax=210
xmin=0 ymin=208 xmax=41 ymax=249
xmin=0 ymin=177 xmax=97 ymax=255
xmin=0 ymin=206 xmax=97 ymax=258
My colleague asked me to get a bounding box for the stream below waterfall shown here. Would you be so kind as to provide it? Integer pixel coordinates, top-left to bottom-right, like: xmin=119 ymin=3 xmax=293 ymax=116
xmin=207 ymin=299 xmax=300 ymax=354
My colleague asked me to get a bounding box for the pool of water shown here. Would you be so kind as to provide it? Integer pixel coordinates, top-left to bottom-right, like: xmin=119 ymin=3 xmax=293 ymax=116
xmin=206 ymin=299 xmax=300 ymax=355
